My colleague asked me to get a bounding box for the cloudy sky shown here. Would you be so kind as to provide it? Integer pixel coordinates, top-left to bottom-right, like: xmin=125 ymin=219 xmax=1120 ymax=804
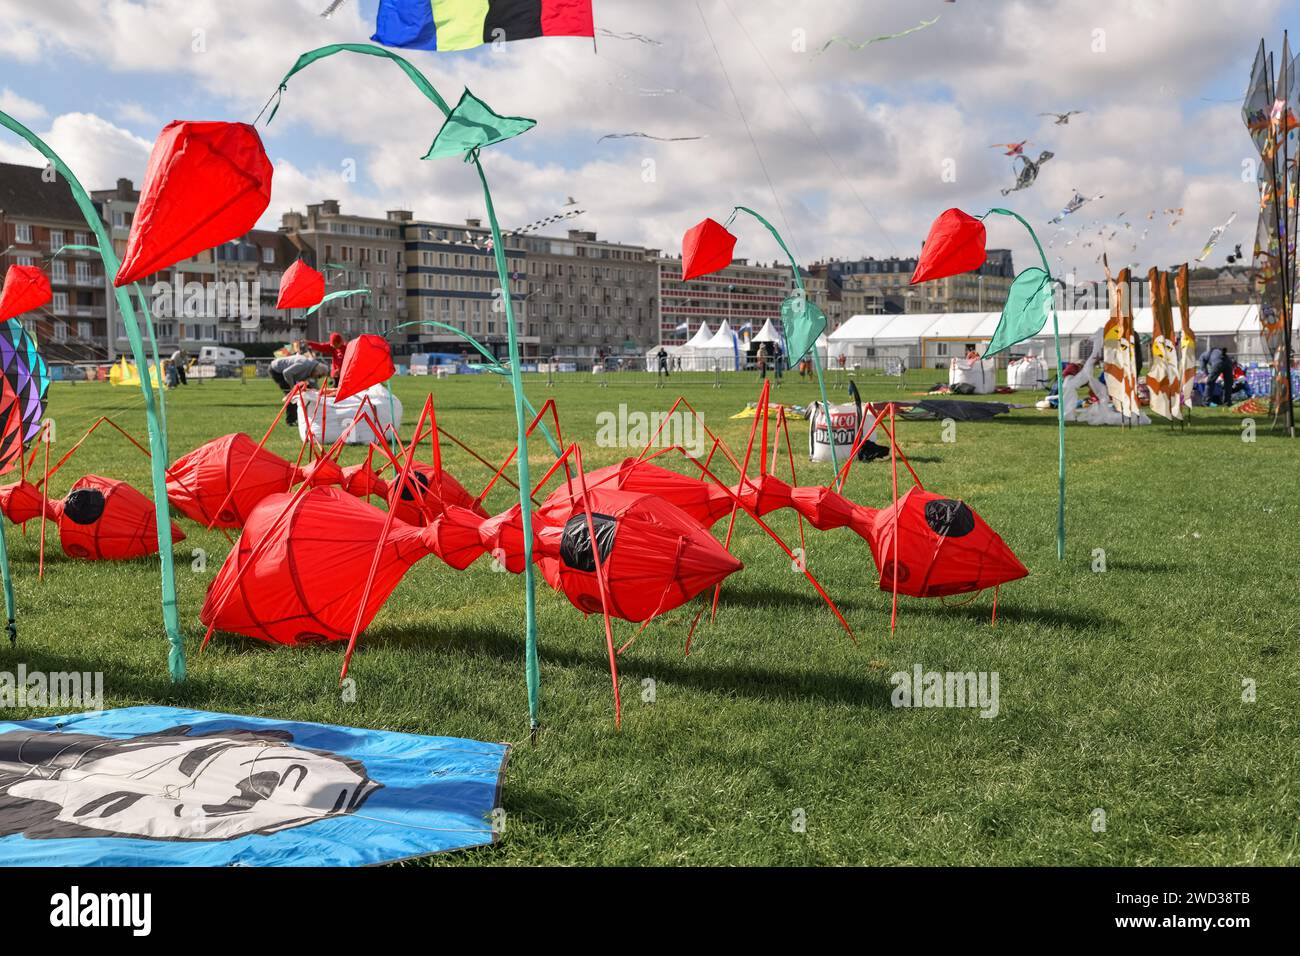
xmin=0 ymin=0 xmax=1288 ymax=282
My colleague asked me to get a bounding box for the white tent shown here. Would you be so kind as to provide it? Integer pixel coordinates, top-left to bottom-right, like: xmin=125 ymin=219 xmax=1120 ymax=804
xmin=751 ymin=318 xmax=782 ymax=344
xmin=831 ymin=305 xmax=1273 ymax=368
xmin=696 ymin=320 xmax=740 ymax=370
xmin=684 ymin=321 xmax=713 ymax=349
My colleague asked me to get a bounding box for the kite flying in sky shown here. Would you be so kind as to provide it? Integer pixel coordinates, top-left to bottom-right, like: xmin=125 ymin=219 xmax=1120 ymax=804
xmin=371 ymin=0 xmax=596 ymax=52
xmin=1040 ymin=110 xmax=1084 ymax=125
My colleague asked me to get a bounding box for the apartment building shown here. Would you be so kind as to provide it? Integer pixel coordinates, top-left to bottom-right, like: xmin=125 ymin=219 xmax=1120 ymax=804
xmin=0 ymin=162 xmax=110 ymax=360
xmin=656 ymin=257 xmax=794 ymax=343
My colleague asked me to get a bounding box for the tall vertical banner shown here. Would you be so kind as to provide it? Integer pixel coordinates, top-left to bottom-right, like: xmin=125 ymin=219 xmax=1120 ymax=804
xmin=1102 ymin=265 xmax=1139 ymax=420
xmin=1174 ymin=264 xmax=1197 ymax=416
xmin=1145 ymin=268 xmax=1181 ymax=420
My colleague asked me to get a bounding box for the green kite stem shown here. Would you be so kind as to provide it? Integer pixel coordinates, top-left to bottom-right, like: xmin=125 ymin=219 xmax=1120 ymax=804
xmin=134 ymin=284 xmax=169 ymax=463
xmin=474 ymin=156 xmax=541 ymax=729
xmin=989 ymin=208 xmax=1065 ymax=561
xmin=730 ymin=206 xmax=839 ymax=477
xmin=0 ymin=511 xmax=15 ymax=645
xmin=272 ymin=43 xmax=546 ymax=727
xmin=0 ymin=110 xmax=185 ymax=678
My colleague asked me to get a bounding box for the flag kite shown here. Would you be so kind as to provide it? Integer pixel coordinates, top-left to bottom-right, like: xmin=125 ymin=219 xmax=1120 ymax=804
xmin=372 ymin=0 xmax=595 ymax=52
xmin=1145 ymin=267 xmax=1181 ymax=421
xmin=815 ymin=17 xmax=940 ymax=54
xmin=1048 ymin=190 xmax=1103 ymax=224
xmin=277 ymin=260 xmax=326 ymax=310
xmin=1195 ymin=211 xmax=1237 ymax=262
xmin=0 ymin=266 xmax=51 ymax=322
xmin=1174 ymin=263 xmax=1197 ymax=416
xmin=1101 ymin=263 xmax=1139 ymax=421
xmin=0 ymin=706 xmax=508 ymax=866
xmin=116 ymin=122 xmax=273 ymax=287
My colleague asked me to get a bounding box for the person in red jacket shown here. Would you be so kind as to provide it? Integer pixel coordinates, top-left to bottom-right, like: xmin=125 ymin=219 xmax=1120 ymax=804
xmin=307 ymin=332 xmax=346 ymax=386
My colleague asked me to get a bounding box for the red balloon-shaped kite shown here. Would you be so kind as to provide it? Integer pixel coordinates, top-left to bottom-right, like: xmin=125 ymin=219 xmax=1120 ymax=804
xmin=680 ymin=218 xmax=737 ymax=281
xmin=116 ymin=121 xmax=273 ymax=286
xmin=0 ymin=265 xmax=52 ymax=322
xmin=910 ymin=208 xmax=987 ymax=285
xmin=276 ymin=259 xmax=325 ymax=310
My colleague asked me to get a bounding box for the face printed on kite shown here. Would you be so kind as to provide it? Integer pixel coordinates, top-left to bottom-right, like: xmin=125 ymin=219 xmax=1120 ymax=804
xmin=0 ymin=727 xmax=381 ymax=842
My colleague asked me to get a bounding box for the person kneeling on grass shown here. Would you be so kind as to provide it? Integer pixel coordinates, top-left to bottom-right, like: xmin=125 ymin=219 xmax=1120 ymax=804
xmin=269 ymin=353 xmax=329 ymax=426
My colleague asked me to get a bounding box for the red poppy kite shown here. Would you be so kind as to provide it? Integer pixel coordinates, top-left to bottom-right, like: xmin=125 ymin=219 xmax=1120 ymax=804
xmin=334 ymin=334 xmax=396 ymax=401
xmin=910 ymin=208 xmax=987 ymax=284
xmin=276 ymin=260 xmax=326 ymax=310
xmin=0 ymin=265 xmax=52 ymax=322
xmin=115 ymin=122 xmax=274 ymax=286
xmin=680 ymin=218 xmax=737 ymax=281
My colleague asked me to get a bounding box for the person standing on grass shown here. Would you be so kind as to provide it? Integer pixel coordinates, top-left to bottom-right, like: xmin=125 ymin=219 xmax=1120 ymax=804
xmin=169 ymin=347 xmax=189 ymax=387
xmin=269 ymin=353 xmax=329 ymax=426
xmin=308 ymin=331 xmax=347 ymax=386
xmin=773 ymin=343 xmax=785 ymax=383
xmin=756 ymin=344 xmax=767 ymax=380
xmin=657 ymin=346 xmax=670 ymax=381
xmin=1200 ymin=344 xmax=1235 ymax=406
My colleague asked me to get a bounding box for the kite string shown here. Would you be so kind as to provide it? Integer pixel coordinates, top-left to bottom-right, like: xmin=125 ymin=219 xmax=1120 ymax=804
xmin=717 ymin=0 xmax=899 ymax=255
xmin=694 ymin=0 xmax=802 ymax=264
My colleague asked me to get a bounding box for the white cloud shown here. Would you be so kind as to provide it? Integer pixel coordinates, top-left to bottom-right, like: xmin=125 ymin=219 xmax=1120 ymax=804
xmin=0 ymin=112 xmax=152 ymax=192
xmin=0 ymin=87 xmax=47 ymax=122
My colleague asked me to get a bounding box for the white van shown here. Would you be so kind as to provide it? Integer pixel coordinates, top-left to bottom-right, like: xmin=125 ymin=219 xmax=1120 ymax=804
xmin=197 ymin=346 xmax=245 ymax=368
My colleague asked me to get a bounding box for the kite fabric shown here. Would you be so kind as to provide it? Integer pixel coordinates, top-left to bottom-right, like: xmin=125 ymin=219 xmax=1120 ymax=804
xmin=373 ymin=0 xmax=595 ymax=52
xmin=167 ymin=433 xmax=303 ymax=528
xmin=57 ymin=475 xmax=185 ymax=561
xmin=984 ymin=267 xmax=1052 ymax=358
xmin=680 ymin=218 xmax=737 ymax=281
xmin=781 ymin=293 xmax=828 ymax=365
xmin=0 ymin=378 xmax=22 ymax=477
xmin=277 ymin=260 xmax=326 ymax=310
xmin=0 ymin=706 xmax=508 ymax=866
xmin=1 ymin=319 xmax=50 ymax=444
xmin=335 ymin=334 xmax=396 ymax=401
xmin=910 ymin=208 xmax=987 ymax=284
xmin=0 ymin=265 xmax=51 ymax=322
xmin=116 ymin=122 xmax=274 ymax=287
xmin=424 ymin=89 xmax=536 ymax=160
xmin=867 ymin=488 xmax=1028 ymax=599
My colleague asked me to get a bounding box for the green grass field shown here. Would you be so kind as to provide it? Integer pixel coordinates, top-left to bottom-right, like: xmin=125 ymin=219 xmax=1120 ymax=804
xmin=2 ymin=370 xmax=1296 ymax=865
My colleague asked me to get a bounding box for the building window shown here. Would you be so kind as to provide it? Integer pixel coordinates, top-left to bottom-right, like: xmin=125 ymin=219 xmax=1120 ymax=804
xmin=15 ymin=224 xmax=32 ymax=244
xmin=53 ymin=292 xmax=69 ymax=312
xmin=53 ymin=321 xmax=68 ymax=343
xmin=50 ymin=229 xmax=64 ymax=249
xmin=78 ymin=320 xmax=92 ymax=339
xmin=262 ymin=247 xmax=274 ymax=264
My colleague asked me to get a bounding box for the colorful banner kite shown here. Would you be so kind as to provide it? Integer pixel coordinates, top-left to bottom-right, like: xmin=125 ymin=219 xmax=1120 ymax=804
xmin=373 ymin=0 xmax=595 ymax=52
xmin=1174 ymin=263 xmax=1197 ymax=416
xmin=1101 ymin=264 xmax=1139 ymax=421
xmin=0 ymin=706 xmax=508 ymax=866
xmin=1145 ymin=268 xmax=1182 ymax=421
